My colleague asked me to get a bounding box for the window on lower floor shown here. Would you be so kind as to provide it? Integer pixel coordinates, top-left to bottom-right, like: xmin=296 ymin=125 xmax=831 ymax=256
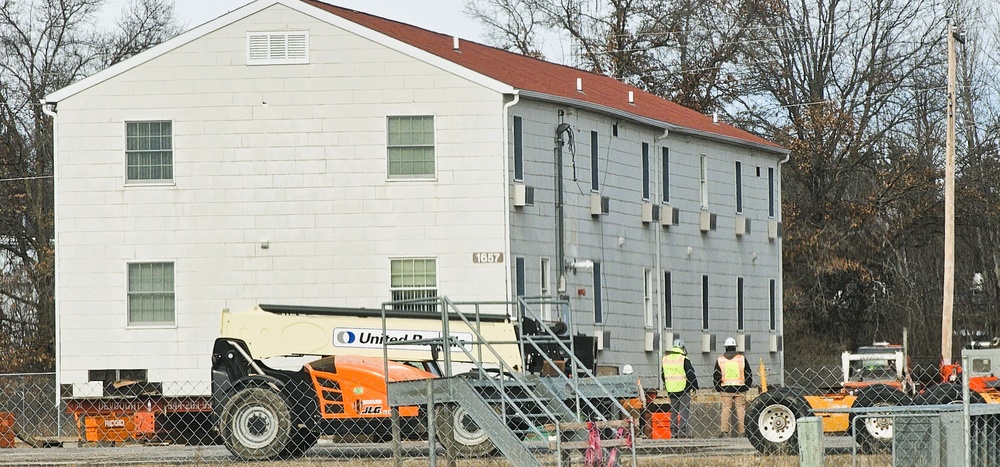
xmin=126 ymin=121 xmax=173 ymax=182
xmin=643 ymin=268 xmax=653 ymax=327
xmin=738 ymin=277 xmax=745 ymax=330
xmin=390 ymin=258 xmax=437 ymax=311
xmin=127 ymin=262 xmax=175 ymax=325
xmin=663 ymin=271 xmax=672 ymax=329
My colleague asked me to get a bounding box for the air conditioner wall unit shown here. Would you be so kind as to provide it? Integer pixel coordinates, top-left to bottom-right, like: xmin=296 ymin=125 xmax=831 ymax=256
xmin=513 ymin=183 xmax=527 ymax=207
xmin=700 ymin=211 xmax=717 ymax=232
xmin=769 ymin=333 xmax=782 ymax=353
xmin=591 ymin=193 xmax=610 ymax=216
xmin=641 ymin=202 xmax=654 ymax=223
xmin=735 ymin=215 xmax=747 ymax=236
xmin=701 ymin=332 xmax=716 ymax=353
xmin=768 ymin=220 xmax=782 ymax=240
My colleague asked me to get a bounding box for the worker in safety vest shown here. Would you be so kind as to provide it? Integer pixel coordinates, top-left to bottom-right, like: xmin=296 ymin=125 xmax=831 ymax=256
xmin=661 ymin=339 xmax=698 ymax=438
xmin=713 ymin=337 xmax=752 ymax=437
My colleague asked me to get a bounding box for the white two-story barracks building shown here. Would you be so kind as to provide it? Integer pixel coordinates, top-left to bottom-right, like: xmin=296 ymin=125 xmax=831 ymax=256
xmin=46 ymin=0 xmax=788 ymax=397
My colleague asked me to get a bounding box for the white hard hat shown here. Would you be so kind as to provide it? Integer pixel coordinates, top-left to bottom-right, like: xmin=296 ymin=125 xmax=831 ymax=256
xmin=673 ymin=339 xmax=685 ymax=348
xmin=622 ymin=364 xmax=634 ymax=375
xmin=724 ymin=337 xmax=737 ymax=347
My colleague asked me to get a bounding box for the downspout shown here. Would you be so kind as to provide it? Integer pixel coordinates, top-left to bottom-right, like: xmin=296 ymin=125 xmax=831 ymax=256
xmin=653 ymin=128 xmax=669 ymax=353
xmin=40 ymin=99 xmax=59 ymax=431
xmin=502 ymin=91 xmax=519 ymax=313
xmin=776 ymin=151 xmax=790 ymax=380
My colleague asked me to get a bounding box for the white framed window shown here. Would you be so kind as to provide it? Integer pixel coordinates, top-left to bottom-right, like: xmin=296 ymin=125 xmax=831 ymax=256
xmin=127 ymin=262 xmax=175 ymax=325
xmin=126 ymin=121 xmax=172 ymax=182
xmin=540 ymin=258 xmax=553 ymax=321
xmin=738 ymin=277 xmax=745 ymax=330
xmin=700 ymin=154 xmax=709 ymax=209
xmin=591 ymin=131 xmax=600 ymax=191
xmin=513 ymin=116 xmax=523 ymax=182
xmin=390 ymin=258 xmax=437 ymax=311
xmin=593 ymin=262 xmax=603 ymax=324
xmin=661 ymin=147 xmax=670 ymax=204
xmin=768 ymin=167 xmax=776 ymax=218
xmin=735 ymin=161 xmax=743 ymax=214
xmin=387 ymin=116 xmax=435 ymax=178
xmin=641 ymin=142 xmax=650 ymax=201
xmin=663 ymin=271 xmax=672 ymax=329
xmin=247 ymin=31 xmax=309 ymax=65
xmin=702 ymin=274 xmax=710 ymax=330
xmin=643 ymin=268 xmax=653 ymax=328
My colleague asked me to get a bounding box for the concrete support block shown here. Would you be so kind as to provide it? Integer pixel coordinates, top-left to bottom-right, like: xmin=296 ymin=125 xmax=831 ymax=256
xmin=798 ymin=416 xmax=824 ymax=467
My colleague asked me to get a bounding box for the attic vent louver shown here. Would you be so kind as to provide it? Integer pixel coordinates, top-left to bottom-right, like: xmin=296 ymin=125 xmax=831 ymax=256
xmin=247 ymin=31 xmax=309 ymax=65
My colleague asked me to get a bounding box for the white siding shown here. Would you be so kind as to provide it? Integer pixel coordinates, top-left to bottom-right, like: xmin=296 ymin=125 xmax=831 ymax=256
xmin=55 ymin=4 xmax=508 ymax=388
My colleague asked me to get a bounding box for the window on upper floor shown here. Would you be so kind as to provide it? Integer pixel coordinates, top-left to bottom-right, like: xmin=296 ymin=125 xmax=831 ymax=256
xmin=513 ymin=116 xmax=523 ymax=181
xmin=591 ymin=130 xmax=600 ymax=191
xmin=661 ymin=147 xmax=670 ymax=203
xmin=736 ymin=161 xmax=744 ymax=214
xmin=387 ymin=116 xmax=435 ymax=179
xmin=768 ymin=167 xmax=776 ymax=218
xmin=700 ymin=154 xmax=709 ymax=209
xmin=641 ymin=142 xmax=650 ymax=201
xmin=390 ymin=258 xmax=437 ymax=312
xmin=127 ymin=262 xmax=175 ymax=325
xmin=247 ymin=31 xmax=309 ymax=65
xmin=126 ymin=121 xmax=173 ymax=183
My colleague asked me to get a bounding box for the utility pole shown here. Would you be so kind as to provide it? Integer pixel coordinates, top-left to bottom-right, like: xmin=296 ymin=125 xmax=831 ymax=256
xmin=942 ymin=20 xmax=958 ymax=366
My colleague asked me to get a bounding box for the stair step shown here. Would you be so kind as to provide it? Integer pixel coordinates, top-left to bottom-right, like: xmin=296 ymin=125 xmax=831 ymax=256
xmin=548 ymin=437 xmax=630 ymax=450
xmin=543 ymin=419 xmax=631 ymax=432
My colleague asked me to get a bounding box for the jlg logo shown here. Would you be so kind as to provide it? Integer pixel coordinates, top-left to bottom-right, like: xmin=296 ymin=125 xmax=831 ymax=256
xmin=360 ymin=406 xmax=382 ymax=414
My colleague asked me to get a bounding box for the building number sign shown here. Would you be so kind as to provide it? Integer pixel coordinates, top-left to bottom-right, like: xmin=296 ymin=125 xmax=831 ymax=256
xmin=472 ymin=252 xmax=504 ymax=264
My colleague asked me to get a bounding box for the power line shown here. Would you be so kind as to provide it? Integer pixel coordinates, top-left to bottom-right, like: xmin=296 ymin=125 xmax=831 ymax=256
xmin=0 ymin=175 xmax=53 ymax=183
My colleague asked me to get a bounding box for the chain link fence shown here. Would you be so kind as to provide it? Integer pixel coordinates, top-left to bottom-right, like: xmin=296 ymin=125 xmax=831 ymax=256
xmin=2 ymin=359 xmax=994 ymax=466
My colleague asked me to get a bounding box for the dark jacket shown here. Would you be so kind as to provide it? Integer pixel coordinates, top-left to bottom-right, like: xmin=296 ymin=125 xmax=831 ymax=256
xmin=662 ymin=349 xmax=699 ymax=395
xmin=713 ymin=350 xmax=753 ymax=393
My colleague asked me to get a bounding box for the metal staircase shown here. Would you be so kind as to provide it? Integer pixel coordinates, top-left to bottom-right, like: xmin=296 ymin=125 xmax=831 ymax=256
xmin=382 ymin=297 xmax=639 ymax=466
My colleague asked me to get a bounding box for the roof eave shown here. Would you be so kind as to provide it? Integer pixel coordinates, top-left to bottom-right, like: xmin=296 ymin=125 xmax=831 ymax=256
xmin=517 ymin=90 xmax=788 ymax=156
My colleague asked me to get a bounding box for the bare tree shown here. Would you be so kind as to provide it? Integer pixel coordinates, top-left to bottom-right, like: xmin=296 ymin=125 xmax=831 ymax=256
xmin=465 ymin=0 xmax=773 ymax=112
xmin=0 ymin=0 xmax=180 ymax=372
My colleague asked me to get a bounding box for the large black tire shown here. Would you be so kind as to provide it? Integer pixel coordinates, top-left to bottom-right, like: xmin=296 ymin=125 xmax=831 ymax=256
xmin=220 ymin=387 xmax=293 ymax=460
xmin=279 ymin=428 xmax=319 ymax=458
xmin=913 ymin=383 xmax=986 ymax=405
xmin=433 ymin=403 xmax=497 ymax=457
xmin=850 ymin=384 xmax=910 ymax=454
xmin=745 ymin=387 xmax=812 ymax=455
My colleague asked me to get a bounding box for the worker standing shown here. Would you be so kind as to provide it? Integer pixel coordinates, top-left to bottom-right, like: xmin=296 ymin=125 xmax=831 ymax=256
xmin=714 ymin=337 xmax=752 ymax=437
xmin=662 ymin=338 xmax=698 ymax=438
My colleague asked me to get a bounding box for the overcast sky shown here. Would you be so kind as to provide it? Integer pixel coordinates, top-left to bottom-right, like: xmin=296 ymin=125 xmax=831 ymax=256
xmin=101 ymin=0 xmax=486 ymax=42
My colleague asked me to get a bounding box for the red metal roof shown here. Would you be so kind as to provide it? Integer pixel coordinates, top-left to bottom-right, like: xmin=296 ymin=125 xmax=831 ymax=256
xmin=303 ymin=0 xmax=781 ymax=151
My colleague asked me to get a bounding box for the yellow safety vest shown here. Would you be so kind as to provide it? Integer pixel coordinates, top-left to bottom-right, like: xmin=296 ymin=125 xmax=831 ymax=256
xmin=718 ymin=354 xmax=746 ymax=386
xmin=662 ymin=351 xmax=687 ymax=392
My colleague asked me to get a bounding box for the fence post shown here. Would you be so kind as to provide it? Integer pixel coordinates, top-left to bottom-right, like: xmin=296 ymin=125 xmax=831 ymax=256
xmin=798 ymin=416 xmax=824 ymax=467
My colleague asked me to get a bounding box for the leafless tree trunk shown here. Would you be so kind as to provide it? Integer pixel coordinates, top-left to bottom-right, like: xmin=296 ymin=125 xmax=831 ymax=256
xmin=0 ymin=0 xmax=180 ymax=372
